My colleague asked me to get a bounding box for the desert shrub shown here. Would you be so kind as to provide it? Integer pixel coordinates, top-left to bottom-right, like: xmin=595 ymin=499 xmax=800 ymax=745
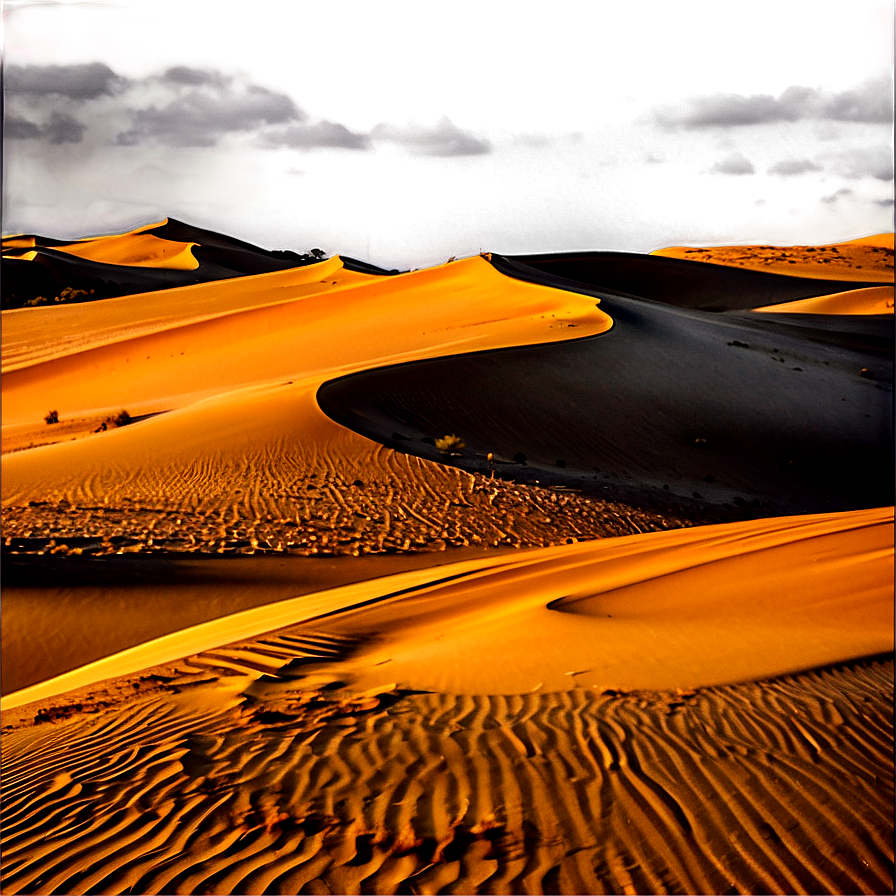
xmin=435 ymin=434 xmax=465 ymax=455
xmin=45 ymin=409 xmax=59 ymax=425
xmin=55 ymin=286 xmax=95 ymax=303
xmin=112 ymin=409 xmax=131 ymax=427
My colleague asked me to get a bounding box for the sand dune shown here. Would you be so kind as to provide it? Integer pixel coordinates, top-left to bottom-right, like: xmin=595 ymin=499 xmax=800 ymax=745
xmin=5 ymin=504 xmax=890 ymax=708
xmin=1 ymin=222 xmax=892 ymax=895
xmin=320 ymin=254 xmax=893 ymax=514
xmin=0 ymin=255 xmax=377 ymax=375
xmin=505 ymin=248 xmax=886 ymax=310
xmin=1 ymin=254 xmax=610 ymax=435
xmin=652 ymin=234 xmax=894 ymax=282
xmin=751 ymin=284 xmax=894 ymax=315
xmin=0 ymin=218 xmax=334 ymax=311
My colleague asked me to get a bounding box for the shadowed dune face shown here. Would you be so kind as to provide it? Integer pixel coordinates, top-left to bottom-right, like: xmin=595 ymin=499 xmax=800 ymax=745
xmin=503 ymin=249 xmax=888 ymax=310
xmin=319 ymin=259 xmax=893 ymax=514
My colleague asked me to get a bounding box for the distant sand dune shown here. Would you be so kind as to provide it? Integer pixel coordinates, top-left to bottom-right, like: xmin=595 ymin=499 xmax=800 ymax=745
xmin=652 ymin=234 xmax=894 ymax=283
xmin=752 ymin=284 xmax=894 ymax=315
xmin=52 ymin=231 xmax=200 ymax=270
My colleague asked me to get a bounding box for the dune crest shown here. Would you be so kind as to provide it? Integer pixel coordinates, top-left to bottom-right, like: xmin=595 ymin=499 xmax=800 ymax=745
xmin=751 ymin=284 xmax=894 ymax=315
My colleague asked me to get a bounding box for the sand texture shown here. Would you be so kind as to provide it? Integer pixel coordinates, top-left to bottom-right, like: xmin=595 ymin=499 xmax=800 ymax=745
xmin=1 ymin=222 xmax=893 ymax=895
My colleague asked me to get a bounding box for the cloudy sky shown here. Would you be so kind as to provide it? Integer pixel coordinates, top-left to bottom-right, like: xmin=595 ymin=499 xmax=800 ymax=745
xmin=2 ymin=0 xmax=893 ymax=268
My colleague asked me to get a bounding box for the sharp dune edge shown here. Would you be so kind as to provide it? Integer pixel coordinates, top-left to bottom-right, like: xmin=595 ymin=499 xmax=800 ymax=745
xmin=1 ymin=223 xmax=893 ymax=895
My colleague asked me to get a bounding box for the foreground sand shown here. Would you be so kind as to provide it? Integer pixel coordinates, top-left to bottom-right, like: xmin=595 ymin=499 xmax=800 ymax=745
xmin=2 ymin=507 xmax=892 ymax=894
xmin=1 ymin=224 xmax=893 ymax=895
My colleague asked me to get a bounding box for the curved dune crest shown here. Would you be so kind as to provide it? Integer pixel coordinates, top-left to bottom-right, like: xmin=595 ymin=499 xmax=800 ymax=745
xmin=54 ymin=231 xmax=200 ymax=270
xmin=751 ymin=284 xmax=894 ymax=315
xmin=313 ymin=506 xmax=895 ymax=695
xmin=4 ymin=506 xmax=890 ymax=710
xmin=1 ymin=254 xmax=611 ymax=432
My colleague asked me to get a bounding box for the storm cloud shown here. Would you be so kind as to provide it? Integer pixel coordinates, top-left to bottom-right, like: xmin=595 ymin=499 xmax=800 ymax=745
xmin=5 ymin=62 xmax=126 ymax=100
xmin=830 ymin=145 xmax=894 ymax=181
xmin=711 ymin=153 xmax=755 ymax=175
xmin=4 ymin=110 xmax=86 ymax=143
xmin=117 ymin=65 xmax=308 ymax=149
xmin=259 ymin=120 xmax=369 ymax=150
xmin=44 ymin=111 xmax=88 ymax=144
xmin=768 ymin=158 xmax=823 ymax=177
xmin=5 ymin=114 xmax=43 ymax=139
xmin=371 ymin=117 xmax=491 ymax=156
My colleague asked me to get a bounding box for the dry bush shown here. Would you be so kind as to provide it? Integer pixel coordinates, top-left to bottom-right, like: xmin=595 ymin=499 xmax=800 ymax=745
xmin=435 ymin=434 xmax=465 ymax=455
xmin=44 ymin=409 xmax=59 ymax=425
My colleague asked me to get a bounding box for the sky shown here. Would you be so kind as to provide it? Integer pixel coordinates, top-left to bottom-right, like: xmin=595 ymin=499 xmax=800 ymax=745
xmin=2 ymin=0 xmax=894 ymax=269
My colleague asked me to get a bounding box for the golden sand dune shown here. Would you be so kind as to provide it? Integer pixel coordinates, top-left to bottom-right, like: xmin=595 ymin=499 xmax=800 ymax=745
xmin=1 ymin=255 xmax=610 ymax=434
xmin=653 ymin=233 xmax=895 ymax=283
xmin=0 ymin=256 xmax=376 ymax=374
xmin=751 ymin=284 xmax=895 ymax=315
xmin=51 ymin=228 xmax=200 ymax=270
xmin=4 ymin=505 xmax=890 ymax=709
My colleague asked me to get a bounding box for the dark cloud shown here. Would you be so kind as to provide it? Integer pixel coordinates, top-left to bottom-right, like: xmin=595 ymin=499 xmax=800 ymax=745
xmin=831 ymin=145 xmax=893 ymax=181
xmin=160 ymin=66 xmax=231 ymax=88
xmin=44 ymin=111 xmax=87 ymax=145
xmin=5 ymin=62 xmax=125 ymax=100
xmin=716 ymin=156 xmax=756 ymax=177
xmin=818 ymin=187 xmax=856 ymax=205
xmin=117 ymin=65 xmax=308 ymax=149
xmin=5 ymin=114 xmax=43 ymax=139
xmin=821 ymin=77 xmax=893 ymax=123
xmin=818 ymin=187 xmax=893 ymax=213
xmin=768 ymin=159 xmax=821 ymax=177
xmin=371 ymin=117 xmax=491 ymax=156
xmin=259 ymin=120 xmax=369 ymax=150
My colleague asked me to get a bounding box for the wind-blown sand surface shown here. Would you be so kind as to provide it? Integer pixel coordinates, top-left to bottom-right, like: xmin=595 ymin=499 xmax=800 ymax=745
xmin=1 ymin=223 xmax=893 ymax=894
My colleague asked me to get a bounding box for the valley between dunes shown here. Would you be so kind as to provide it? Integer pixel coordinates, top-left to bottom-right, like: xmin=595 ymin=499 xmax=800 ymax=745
xmin=1 ymin=222 xmax=893 ymax=895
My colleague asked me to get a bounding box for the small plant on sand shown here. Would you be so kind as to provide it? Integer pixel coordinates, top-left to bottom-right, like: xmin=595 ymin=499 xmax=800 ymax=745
xmin=44 ymin=409 xmax=59 ymax=425
xmin=112 ymin=409 xmax=132 ymax=427
xmin=435 ymin=434 xmax=465 ymax=456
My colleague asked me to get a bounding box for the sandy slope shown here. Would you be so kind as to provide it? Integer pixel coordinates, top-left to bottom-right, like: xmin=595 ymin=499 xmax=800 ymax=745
xmin=2 ymin=548 xmax=534 ymax=697
xmin=4 ymin=505 xmax=890 ymax=708
xmin=0 ymin=255 xmax=376 ymax=374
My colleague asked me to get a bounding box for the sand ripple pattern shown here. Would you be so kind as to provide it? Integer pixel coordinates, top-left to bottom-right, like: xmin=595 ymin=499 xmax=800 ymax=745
xmin=2 ymin=655 xmax=891 ymax=895
xmin=2 ymin=455 xmax=714 ymax=559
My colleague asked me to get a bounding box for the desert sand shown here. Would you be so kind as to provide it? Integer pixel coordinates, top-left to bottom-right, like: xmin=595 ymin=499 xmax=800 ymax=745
xmin=652 ymin=233 xmax=895 ymax=282
xmin=1 ymin=224 xmax=893 ymax=895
